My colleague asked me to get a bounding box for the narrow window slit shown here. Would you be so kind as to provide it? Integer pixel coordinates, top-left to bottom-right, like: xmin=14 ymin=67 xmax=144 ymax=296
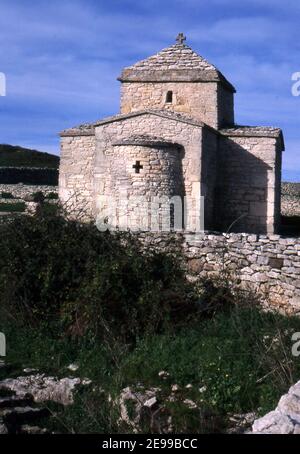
xmin=166 ymin=91 xmax=173 ymax=103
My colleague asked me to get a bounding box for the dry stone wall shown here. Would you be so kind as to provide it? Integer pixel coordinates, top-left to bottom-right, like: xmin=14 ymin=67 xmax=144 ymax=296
xmin=0 ymin=184 xmax=57 ymax=199
xmin=139 ymin=231 xmax=300 ymax=313
xmin=282 ymin=183 xmax=300 ymax=217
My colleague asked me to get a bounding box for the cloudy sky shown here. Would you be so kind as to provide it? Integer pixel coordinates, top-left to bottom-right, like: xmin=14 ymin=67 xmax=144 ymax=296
xmin=0 ymin=0 xmax=299 ymax=181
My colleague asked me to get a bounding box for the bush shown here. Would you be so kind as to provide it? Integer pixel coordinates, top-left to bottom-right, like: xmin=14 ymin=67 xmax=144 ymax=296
xmin=1 ymin=192 xmax=14 ymax=199
xmin=0 ymin=202 xmax=25 ymax=212
xmin=46 ymin=192 xmax=58 ymax=200
xmin=0 ymin=211 xmax=201 ymax=342
xmin=31 ymin=191 xmax=45 ymax=203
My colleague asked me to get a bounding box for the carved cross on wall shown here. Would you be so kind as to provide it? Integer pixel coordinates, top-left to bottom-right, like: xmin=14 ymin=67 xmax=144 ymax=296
xmin=133 ymin=160 xmax=143 ymax=173
xmin=176 ymin=33 xmax=186 ymax=45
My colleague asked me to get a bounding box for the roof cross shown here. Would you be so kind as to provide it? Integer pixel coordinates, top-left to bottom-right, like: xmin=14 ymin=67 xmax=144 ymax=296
xmin=176 ymin=33 xmax=186 ymax=45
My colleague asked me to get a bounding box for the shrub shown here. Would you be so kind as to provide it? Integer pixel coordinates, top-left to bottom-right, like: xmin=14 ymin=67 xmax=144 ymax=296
xmin=0 ymin=211 xmax=202 ymax=342
xmin=1 ymin=192 xmax=14 ymax=199
xmin=46 ymin=192 xmax=58 ymax=200
xmin=31 ymin=191 xmax=45 ymax=203
xmin=0 ymin=202 xmax=25 ymax=212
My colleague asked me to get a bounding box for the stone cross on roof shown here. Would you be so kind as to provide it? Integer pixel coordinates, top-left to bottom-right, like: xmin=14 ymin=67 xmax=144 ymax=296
xmin=176 ymin=33 xmax=186 ymax=45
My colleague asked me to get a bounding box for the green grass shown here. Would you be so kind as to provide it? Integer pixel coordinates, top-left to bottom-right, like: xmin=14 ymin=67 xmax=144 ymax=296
xmin=2 ymin=304 xmax=300 ymax=433
xmin=0 ymin=202 xmax=25 ymax=212
xmin=1 ymin=212 xmax=300 ymax=433
xmin=0 ymin=144 xmax=59 ymax=169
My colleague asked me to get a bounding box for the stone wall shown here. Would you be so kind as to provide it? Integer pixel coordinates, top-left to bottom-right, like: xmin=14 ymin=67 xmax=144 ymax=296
xmin=101 ymin=141 xmax=184 ymax=230
xmin=215 ymin=134 xmax=282 ymax=234
xmin=201 ymin=128 xmax=218 ymax=229
xmin=282 ymin=182 xmax=300 ymax=217
xmin=139 ymin=231 xmax=300 ymax=313
xmin=94 ymin=113 xmax=210 ymax=230
xmin=0 ymin=184 xmax=57 ymax=199
xmin=59 ymin=134 xmax=96 ymax=216
xmin=120 ymin=81 xmax=233 ymax=129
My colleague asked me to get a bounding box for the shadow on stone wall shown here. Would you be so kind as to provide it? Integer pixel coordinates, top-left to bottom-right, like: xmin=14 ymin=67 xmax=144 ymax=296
xmin=214 ymin=137 xmax=273 ymax=234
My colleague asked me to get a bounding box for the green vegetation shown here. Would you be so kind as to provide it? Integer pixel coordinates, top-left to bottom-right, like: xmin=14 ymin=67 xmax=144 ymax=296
xmin=1 ymin=191 xmax=14 ymax=199
xmin=0 ymin=202 xmax=25 ymax=212
xmin=0 ymin=144 xmax=59 ymax=169
xmin=45 ymin=192 xmax=58 ymax=200
xmin=1 ymin=211 xmax=299 ymax=433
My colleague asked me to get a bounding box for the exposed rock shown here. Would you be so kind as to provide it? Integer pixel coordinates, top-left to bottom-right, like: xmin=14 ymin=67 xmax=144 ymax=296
xmin=252 ymin=410 xmax=294 ymax=434
xmin=158 ymin=371 xmax=170 ymax=380
xmin=19 ymin=425 xmax=49 ymax=434
xmin=67 ymin=363 xmax=79 ymax=372
xmin=226 ymin=412 xmax=257 ymax=434
xmin=252 ymin=380 xmax=300 ymax=434
xmin=118 ymin=386 xmax=160 ymax=431
xmin=0 ymin=374 xmax=86 ymax=405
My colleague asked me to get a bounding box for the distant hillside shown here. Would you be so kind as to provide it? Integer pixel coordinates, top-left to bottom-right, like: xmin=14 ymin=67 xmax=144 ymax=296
xmin=0 ymin=144 xmax=59 ymax=169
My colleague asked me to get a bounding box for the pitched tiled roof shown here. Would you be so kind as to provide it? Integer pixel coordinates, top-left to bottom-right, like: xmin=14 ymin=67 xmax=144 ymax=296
xmin=118 ymin=43 xmax=235 ymax=92
xmin=124 ymin=43 xmax=217 ymax=72
xmin=220 ymin=126 xmax=285 ymax=150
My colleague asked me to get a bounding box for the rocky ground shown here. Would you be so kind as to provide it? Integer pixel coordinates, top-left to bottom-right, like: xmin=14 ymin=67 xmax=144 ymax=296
xmin=0 ymin=361 xmax=90 ymax=434
xmin=0 ymin=360 xmax=258 ymax=434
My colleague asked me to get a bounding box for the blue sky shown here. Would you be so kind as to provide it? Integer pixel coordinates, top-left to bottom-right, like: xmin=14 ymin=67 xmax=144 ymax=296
xmin=0 ymin=0 xmax=300 ymax=181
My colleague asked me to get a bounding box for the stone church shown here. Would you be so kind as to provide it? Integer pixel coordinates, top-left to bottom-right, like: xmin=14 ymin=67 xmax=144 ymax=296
xmin=59 ymin=34 xmax=284 ymax=234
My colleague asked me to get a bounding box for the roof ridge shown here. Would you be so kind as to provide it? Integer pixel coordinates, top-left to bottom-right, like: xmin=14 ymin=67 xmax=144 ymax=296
xmin=123 ymin=42 xmax=218 ymax=72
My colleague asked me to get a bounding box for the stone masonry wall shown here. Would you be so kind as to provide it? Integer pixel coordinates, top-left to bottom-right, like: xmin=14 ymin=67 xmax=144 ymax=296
xmin=201 ymin=128 xmax=218 ymax=230
xmin=94 ymin=114 xmax=210 ymax=230
xmin=215 ymin=135 xmax=280 ymax=234
xmin=139 ymin=231 xmax=300 ymax=313
xmin=59 ymin=134 xmax=96 ymax=216
xmin=120 ymin=82 xmax=224 ymax=129
xmin=100 ymin=143 xmax=184 ymax=230
xmin=0 ymin=184 xmax=57 ymax=199
xmin=282 ymin=183 xmax=300 ymax=217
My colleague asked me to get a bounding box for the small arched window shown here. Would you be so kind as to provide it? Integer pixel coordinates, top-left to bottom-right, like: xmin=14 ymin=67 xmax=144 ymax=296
xmin=166 ymin=91 xmax=173 ymax=103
